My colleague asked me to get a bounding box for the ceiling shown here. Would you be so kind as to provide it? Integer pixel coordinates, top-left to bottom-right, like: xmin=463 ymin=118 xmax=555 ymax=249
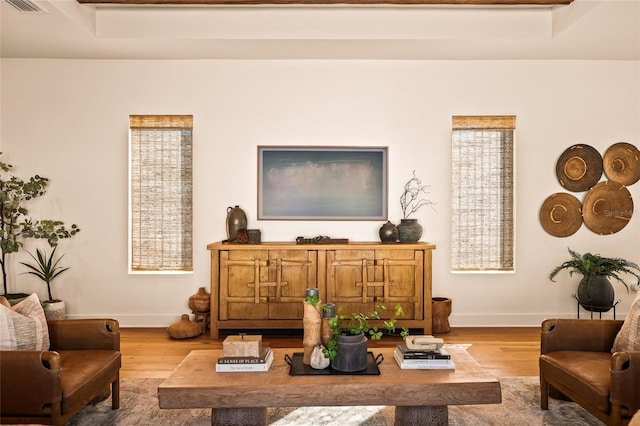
xmin=1 ymin=0 xmax=639 ymax=60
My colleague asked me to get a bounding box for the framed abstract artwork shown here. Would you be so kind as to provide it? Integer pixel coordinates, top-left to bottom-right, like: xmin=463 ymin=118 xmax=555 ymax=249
xmin=258 ymin=146 xmax=388 ymax=220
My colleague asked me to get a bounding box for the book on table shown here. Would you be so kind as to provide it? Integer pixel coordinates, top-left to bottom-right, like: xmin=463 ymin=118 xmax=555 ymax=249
xmin=217 ymin=347 xmax=272 ymax=364
xmin=216 ymin=349 xmax=274 ymax=372
xmin=393 ymin=349 xmax=456 ymax=370
xmin=396 ymin=344 xmax=451 ymax=360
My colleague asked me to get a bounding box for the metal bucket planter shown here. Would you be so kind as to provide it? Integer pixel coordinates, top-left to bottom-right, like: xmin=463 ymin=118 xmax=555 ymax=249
xmin=331 ymin=333 xmax=368 ymax=372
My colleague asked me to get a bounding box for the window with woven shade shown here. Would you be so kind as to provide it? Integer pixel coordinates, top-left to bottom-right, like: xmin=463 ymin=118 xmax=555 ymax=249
xmin=451 ymin=115 xmax=515 ymax=272
xmin=129 ymin=115 xmax=193 ymax=273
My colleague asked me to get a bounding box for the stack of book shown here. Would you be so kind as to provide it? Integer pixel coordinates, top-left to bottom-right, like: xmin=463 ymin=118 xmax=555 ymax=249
xmin=215 ymin=346 xmax=274 ymax=372
xmin=393 ymin=344 xmax=455 ymax=370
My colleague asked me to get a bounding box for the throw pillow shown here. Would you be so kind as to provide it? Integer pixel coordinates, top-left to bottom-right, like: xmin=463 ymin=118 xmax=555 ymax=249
xmin=0 ymin=293 xmax=50 ymax=351
xmin=612 ymin=291 xmax=640 ymax=352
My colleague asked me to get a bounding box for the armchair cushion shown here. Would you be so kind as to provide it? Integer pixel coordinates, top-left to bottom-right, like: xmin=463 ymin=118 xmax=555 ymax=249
xmin=540 ymin=350 xmax=612 ymax=412
xmin=58 ymin=350 xmax=121 ymax=414
xmin=0 ymin=293 xmax=49 ymax=350
xmin=612 ymin=292 xmax=640 ymax=352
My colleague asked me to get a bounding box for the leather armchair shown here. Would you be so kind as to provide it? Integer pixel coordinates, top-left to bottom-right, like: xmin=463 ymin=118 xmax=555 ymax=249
xmin=1 ymin=319 xmax=121 ymax=425
xmin=540 ymin=318 xmax=640 ymax=426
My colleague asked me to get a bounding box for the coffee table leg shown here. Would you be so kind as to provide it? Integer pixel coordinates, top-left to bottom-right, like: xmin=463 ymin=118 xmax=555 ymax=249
xmin=395 ymin=405 xmax=448 ymax=426
xmin=211 ymin=407 xmax=267 ymax=426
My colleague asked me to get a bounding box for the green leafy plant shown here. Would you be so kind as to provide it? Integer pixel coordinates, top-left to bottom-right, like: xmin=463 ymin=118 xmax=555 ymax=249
xmin=305 ymin=293 xmax=320 ymax=308
xmin=19 ymin=246 xmax=70 ymax=302
xmin=399 ymin=170 xmax=436 ymax=219
xmin=323 ymin=304 xmax=409 ymax=360
xmin=0 ymin=154 xmax=80 ymax=295
xmin=549 ymin=248 xmax=640 ymax=292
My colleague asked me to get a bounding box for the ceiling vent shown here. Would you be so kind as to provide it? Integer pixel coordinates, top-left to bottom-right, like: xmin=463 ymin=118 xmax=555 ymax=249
xmin=4 ymin=0 xmax=47 ymax=13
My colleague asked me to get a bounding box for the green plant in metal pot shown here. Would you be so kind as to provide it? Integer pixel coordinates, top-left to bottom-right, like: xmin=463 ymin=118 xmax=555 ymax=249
xmin=323 ymin=304 xmax=408 ymax=372
xmin=19 ymin=245 xmax=70 ymax=303
xmin=549 ymin=248 xmax=640 ymax=312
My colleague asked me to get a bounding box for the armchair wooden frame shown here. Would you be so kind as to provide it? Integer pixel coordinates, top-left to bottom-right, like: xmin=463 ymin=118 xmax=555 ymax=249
xmin=0 ymin=319 xmax=121 ymax=426
xmin=540 ymin=318 xmax=640 ymax=426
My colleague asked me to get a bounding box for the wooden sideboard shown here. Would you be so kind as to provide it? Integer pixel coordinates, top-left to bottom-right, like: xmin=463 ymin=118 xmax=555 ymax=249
xmin=207 ymin=241 xmax=435 ymax=339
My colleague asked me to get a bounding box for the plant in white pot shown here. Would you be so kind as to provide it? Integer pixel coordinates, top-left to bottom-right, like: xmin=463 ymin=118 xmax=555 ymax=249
xmin=19 ymin=245 xmax=70 ymax=319
xmin=549 ymin=248 xmax=640 ymax=312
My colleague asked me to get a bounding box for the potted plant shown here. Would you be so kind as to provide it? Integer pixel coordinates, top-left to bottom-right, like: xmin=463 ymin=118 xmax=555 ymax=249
xmin=397 ymin=170 xmax=436 ymax=243
xmin=322 ymin=304 xmax=408 ymax=372
xmin=0 ymin=154 xmax=80 ymax=300
xmin=19 ymin=245 xmax=71 ymax=319
xmin=549 ymin=248 xmax=640 ymax=312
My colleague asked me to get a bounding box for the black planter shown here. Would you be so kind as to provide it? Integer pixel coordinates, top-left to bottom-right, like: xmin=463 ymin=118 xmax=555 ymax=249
xmin=577 ymin=276 xmax=615 ymax=312
xmin=331 ymin=333 xmax=368 ymax=372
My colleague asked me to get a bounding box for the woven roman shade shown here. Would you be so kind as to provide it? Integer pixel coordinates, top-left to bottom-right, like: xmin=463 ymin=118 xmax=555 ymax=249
xmin=451 ymin=115 xmax=515 ymax=271
xmin=129 ymin=115 xmax=193 ymax=272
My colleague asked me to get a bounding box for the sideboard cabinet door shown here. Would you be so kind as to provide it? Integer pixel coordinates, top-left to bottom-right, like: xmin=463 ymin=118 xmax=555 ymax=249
xmin=220 ymin=249 xmax=317 ymax=321
xmin=326 ymin=248 xmax=423 ymax=323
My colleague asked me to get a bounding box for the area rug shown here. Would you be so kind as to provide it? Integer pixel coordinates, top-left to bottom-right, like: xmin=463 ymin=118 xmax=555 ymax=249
xmin=66 ymin=376 xmax=601 ymax=425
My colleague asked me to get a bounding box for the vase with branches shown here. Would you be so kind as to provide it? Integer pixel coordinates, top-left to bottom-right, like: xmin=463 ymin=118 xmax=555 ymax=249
xmin=397 ymin=171 xmax=435 ymax=242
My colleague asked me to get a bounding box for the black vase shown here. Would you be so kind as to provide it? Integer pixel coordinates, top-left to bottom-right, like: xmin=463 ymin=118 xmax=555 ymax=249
xmin=397 ymin=218 xmax=422 ymax=243
xmin=331 ymin=333 xmax=368 ymax=372
xmin=378 ymin=221 xmax=398 ymax=243
xmin=226 ymin=205 xmax=247 ymax=241
xmin=577 ymin=276 xmax=615 ymax=312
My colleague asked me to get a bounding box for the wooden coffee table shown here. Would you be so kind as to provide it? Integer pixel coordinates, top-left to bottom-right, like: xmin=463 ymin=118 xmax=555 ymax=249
xmin=158 ymin=347 xmax=501 ymax=426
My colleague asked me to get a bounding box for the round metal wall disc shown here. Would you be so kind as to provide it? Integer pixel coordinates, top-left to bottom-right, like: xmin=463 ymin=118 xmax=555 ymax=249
xmin=582 ymin=180 xmax=634 ymax=235
xmin=603 ymin=142 xmax=640 ymax=186
xmin=539 ymin=192 xmax=582 ymax=237
xmin=555 ymin=144 xmax=603 ymax=192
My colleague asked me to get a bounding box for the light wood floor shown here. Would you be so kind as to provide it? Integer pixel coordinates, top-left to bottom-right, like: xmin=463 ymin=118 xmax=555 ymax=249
xmin=120 ymin=327 xmax=541 ymax=379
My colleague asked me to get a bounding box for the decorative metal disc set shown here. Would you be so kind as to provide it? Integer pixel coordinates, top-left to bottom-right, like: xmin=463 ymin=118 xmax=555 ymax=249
xmin=540 ymin=142 xmax=640 ymax=237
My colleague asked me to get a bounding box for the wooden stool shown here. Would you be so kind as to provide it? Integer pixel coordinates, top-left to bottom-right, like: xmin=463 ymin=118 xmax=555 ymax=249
xmin=191 ymin=310 xmax=210 ymax=335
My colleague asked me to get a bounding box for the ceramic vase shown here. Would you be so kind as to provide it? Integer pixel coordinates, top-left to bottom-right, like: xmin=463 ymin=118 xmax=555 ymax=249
xmin=226 ymin=205 xmax=247 ymax=241
xmin=577 ymin=276 xmax=615 ymax=312
xmin=188 ymin=287 xmax=210 ymax=312
xmin=167 ymin=314 xmax=201 ymax=339
xmin=378 ymin=221 xmax=399 ymax=243
xmin=397 ymin=218 xmax=422 ymax=243
xmin=43 ymin=300 xmax=65 ymax=320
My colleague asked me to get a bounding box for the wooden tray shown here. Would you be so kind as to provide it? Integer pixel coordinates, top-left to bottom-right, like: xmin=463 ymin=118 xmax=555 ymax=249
xmin=285 ymin=352 xmax=383 ymax=376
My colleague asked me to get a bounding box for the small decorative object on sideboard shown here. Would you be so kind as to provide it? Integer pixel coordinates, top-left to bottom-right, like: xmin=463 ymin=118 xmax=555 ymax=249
xmin=397 ymin=170 xmax=436 ymax=243
xmin=296 ymin=236 xmax=349 ymax=244
xmin=378 ymin=221 xmax=398 ymax=243
xmin=225 ymin=205 xmax=247 ymax=241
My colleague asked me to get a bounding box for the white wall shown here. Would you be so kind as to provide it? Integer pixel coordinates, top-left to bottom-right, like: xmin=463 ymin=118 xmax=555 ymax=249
xmin=1 ymin=58 xmax=639 ymax=327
